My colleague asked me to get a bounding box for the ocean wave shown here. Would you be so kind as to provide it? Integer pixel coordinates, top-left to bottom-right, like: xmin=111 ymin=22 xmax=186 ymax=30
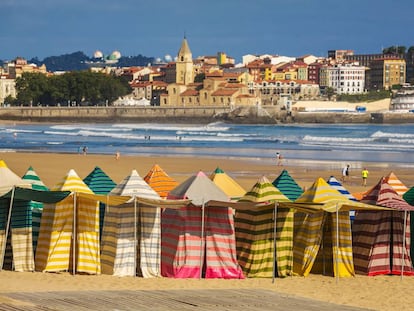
xmin=371 ymin=130 xmax=414 ymax=138
xmin=302 ymin=135 xmax=374 ymax=143
xmin=112 ymin=123 xmax=230 ymax=132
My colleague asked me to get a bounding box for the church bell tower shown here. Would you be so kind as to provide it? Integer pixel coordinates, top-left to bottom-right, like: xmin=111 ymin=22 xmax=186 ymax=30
xmin=176 ymin=37 xmax=194 ymax=85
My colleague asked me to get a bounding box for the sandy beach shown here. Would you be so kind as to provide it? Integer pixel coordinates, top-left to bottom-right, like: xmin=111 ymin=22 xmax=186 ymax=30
xmin=1 ymin=151 xmax=414 ymax=310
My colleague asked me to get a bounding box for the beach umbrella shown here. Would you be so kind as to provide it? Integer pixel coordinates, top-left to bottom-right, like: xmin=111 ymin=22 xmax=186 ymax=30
xmin=36 ymin=169 xmax=100 ymax=275
xmin=209 ymin=167 xmax=246 ymax=201
xmin=353 ymin=178 xmax=414 ymax=276
xmin=272 ymin=169 xmax=303 ymax=201
xmin=101 ymin=169 xmax=161 ymax=277
xmin=163 ymin=171 xmax=243 ymax=279
xmin=83 ymin=166 xmax=116 ymax=238
xmin=235 ymin=175 xmax=293 ymax=279
xmin=384 ymin=171 xmax=408 ymax=196
xmin=143 ymin=164 xmax=178 ymax=199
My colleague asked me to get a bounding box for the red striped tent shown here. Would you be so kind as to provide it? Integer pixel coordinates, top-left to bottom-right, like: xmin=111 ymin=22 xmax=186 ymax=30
xmin=353 ymin=178 xmax=414 ymax=276
xmin=143 ymin=164 xmax=178 ymax=199
xmin=162 ymin=171 xmax=243 ymax=279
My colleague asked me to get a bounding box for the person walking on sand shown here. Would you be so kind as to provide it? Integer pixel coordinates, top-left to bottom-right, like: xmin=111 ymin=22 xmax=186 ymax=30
xmin=362 ymin=167 xmax=369 ymax=186
xmin=276 ymin=152 xmax=283 ymax=166
xmin=342 ymin=164 xmax=350 ymax=183
xmin=115 ymin=150 xmax=120 ymax=160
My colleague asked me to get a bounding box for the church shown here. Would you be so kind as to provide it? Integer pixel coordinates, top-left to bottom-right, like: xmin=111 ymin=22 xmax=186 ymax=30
xmin=160 ymin=37 xmax=258 ymax=107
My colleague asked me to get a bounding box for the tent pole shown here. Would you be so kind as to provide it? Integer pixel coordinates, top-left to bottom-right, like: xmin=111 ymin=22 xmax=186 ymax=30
xmin=336 ymin=204 xmax=339 ymax=284
xmin=73 ymin=192 xmax=77 ymax=276
xmin=199 ymin=200 xmax=205 ymax=280
xmin=401 ymin=210 xmax=407 ymax=280
xmin=134 ymin=198 xmax=138 ymax=277
xmin=272 ymin=202 xmax=278 ymax=284
xmin=1 ymin=186 xmax=15 ymax=272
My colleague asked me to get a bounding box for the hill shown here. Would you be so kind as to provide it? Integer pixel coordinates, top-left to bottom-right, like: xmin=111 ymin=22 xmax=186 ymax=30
xmin=1 ymin=51 xmax=155 ymax=72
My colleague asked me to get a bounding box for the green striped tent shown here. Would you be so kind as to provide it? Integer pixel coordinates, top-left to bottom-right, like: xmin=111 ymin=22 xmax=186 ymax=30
xmin=234 ymin=176 xmax=293 ymax=278
xmin=83 ymin=166 xmax=116 ymax=238
xmin=272 ymin=169 xmax=303 ymax=201
xmin=21 ymin=166 xmax=48 ymax=255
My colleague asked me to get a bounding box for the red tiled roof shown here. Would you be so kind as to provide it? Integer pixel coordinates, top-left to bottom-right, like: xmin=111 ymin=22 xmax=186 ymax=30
xmin=180 ymin=89 xmax=199 ymax=96
xmin=211 ymin=89 xmax=238 ymax=96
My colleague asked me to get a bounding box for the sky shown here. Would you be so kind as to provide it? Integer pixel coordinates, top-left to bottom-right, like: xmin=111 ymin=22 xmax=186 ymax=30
xmin=1 ymin=0 xmax=413 ymax=63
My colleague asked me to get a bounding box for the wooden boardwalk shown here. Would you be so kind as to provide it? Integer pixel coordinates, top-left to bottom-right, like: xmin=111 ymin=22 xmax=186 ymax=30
xmin=0 ymin=289 xmax=370 ymax=311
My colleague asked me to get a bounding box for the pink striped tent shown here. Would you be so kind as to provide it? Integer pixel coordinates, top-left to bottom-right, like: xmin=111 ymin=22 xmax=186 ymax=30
xmin=162 ymin=171 xmax=244 ymax=279
xmin=353 ymin=178 xmax=414 ymax=276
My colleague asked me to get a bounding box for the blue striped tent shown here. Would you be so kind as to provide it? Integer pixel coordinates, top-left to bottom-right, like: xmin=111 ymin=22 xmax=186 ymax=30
xmin=327 ymin=176 xmax=357 ymax=220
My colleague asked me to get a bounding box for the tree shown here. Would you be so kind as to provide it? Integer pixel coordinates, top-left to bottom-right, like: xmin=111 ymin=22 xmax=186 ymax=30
xmin=326 ymin=87 xmax=335 ymax=100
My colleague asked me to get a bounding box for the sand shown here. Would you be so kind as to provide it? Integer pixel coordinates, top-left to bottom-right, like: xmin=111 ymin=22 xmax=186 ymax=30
xmin=1 ymin=151 xmax=414 ymax=311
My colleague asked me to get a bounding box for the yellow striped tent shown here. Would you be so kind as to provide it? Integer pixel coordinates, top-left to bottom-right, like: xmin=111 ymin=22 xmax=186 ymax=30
xmin=210 ymin=167 xmax=246 ymax=201
xmin=292 ymin=177 xmax=385 ymax=277
xmin=35 ymin=169 xmax=100 ymax=274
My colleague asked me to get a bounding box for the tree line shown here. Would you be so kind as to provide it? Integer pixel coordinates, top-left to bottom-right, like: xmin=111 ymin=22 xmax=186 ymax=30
xmin=5 ymin=71 xmax=132 ymax=107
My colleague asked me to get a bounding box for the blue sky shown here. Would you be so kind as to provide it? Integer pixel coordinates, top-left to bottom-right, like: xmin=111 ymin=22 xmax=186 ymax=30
xmin=1 ymin=0 xmax=413 ymax=63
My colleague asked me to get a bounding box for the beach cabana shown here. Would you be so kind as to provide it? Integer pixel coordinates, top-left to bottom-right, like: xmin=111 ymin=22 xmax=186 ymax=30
xmin=143 ymin=164 xmax=178 ymax=199
xmin=327 ymin=176 xmax=357 ymax=221
xmin=162 ymin=170 xmax=243 ymax=279
xmin=21 ymin=166 xmax=49 ymax=254
xmin=83 ymin=166 xmax=116 ymax=238
xmin=292 ymin=177 xmax=384 ymax=278
xmin=0 ymin=160 xmax=33 ymax=271
xmin=272 ymin=169 xmax=303 ymax=201
xmin=100 ymin=169 xmax=162 ymax=277
xmin=35 ymin=169 xmax=101 ymax=274
xmin=353 ymin=178 xmax=414 ymax=276
xmin=209 ymin=167 xmax=246 ymax=201
xmin=384 ymin=171 xmax=408 ymax=196
xmin=234 ymin=176 xmax=293 ymax=278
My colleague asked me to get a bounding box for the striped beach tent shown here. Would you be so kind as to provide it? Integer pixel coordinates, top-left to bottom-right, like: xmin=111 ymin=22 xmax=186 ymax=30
xmin=235 ymin=176 xmax=293 ymax=278
xmin=163 ymin=170 xmax=243 ymax=278
xmin=0 ymin=161 xmax=32 ymax=272
xmin=143 ymin=164 xmax=178 ymax=199
xmin=83 ymin=166 xmax=116 ymax=238
xmin=21 ymin=166 xmax=48 ymax=259
xmin=353 ymin=178 xmax=414 ymax=276
xmin=101 ymin=169 xmax=161 ymax=277
xmin=272 ymin=169 xmax=303 ymax=201
xmin=384 ymin=171 xmax=408 ymax=196
xmin=327 ymin=176 xmax=357 ymax=220
xmin=293 ymin=178 xmax=356 ymax=277
xmin=404 ymin=188 xmax=414 ymax=262
xmin=210 ymin=167 xmax=246 ymax=201
xmin=35 ymin=169 xmax=101 ymax=275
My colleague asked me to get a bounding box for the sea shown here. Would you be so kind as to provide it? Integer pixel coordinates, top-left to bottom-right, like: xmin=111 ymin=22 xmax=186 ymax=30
xmin=1 ymin=122 xmax=414 ymax=169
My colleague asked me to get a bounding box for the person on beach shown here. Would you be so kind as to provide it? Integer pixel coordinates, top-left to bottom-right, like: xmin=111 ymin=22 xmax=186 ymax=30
xmin=82 ymin=146 xmax=88 ymax=155
xmin=276 ymin=152 xmax=283 ymax=166
xmin=115 ymin=151 xmax=120 ymax=160
xmin=342 ymin=164 xmax=350 ymax=182
xmin=361 ymin=167 xmax=369 ymax=186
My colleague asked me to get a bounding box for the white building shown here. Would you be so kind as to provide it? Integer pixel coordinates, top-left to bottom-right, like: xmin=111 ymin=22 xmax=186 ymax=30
xmin=325 ymin=64 xmax=365 ymax=94
xmin=0 ymin=76 xmax=16 ymax=106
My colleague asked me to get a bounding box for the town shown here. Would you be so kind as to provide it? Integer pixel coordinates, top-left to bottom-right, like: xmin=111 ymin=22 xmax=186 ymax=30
xmin=0 ymin=38 xmax=413 ymax=113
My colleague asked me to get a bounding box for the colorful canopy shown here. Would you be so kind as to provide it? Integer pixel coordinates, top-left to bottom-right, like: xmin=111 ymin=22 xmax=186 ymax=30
xmin=101 ymin=169 xmax=161 ymax=277
xmin=272 ymin=169 xmax=303 ymax=201
xmin=0 ymin=160 xmax=30 ymax=195
xmin=143 ymin=164 xmax=178 ymax=199
xmin=383 ymin=171 xmax=408 ymax=196
xmin=353 ymin=178 xmax=414 ymax=276
xmin=235 ymin=176 xmax=293 ymax=278
xmin=162 ymin=171 xmax=243 ymax=278
xmin=293 ymin=177 xmax=357 ymax=277
xmin=36 ymin=169 xmax=100 ymax=275
xmin=210 ymin=167 xmax=245 ymax=201
xmin=327 ymin=176 xmax=356 ymax=201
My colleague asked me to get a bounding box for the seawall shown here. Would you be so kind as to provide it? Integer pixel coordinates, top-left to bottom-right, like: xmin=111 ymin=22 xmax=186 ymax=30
xmin=0 ymin=106 xmax=413 ymax=124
